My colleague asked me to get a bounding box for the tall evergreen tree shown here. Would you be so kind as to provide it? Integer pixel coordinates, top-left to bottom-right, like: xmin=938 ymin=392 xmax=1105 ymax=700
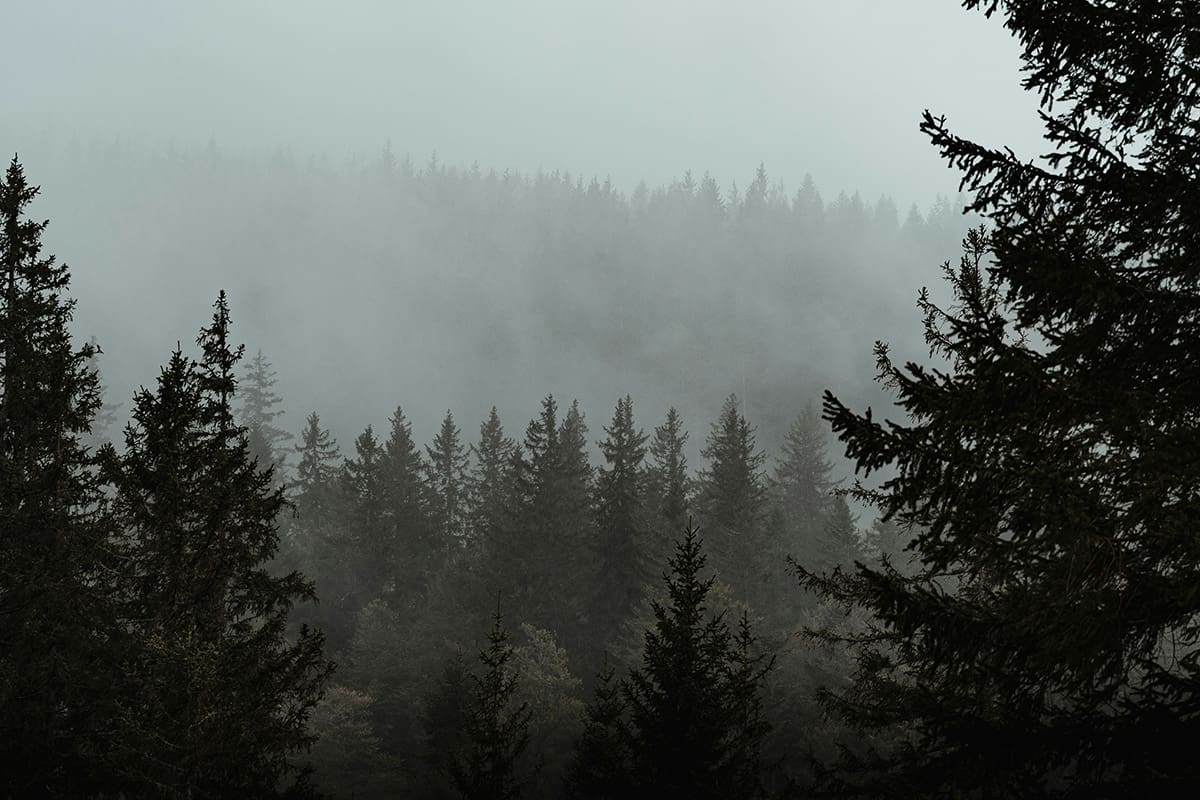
xmin=623 ymin=523 xmax=771 ymax=800
xmin=771 ymin=406 xmax=835 ymax=567
xmin=695 ymin=394 xmax=768 ymax=604
xmin=382 ymin=404 xmax=437 ymax=606
xmin=452 ymin=605 xmax=535 ymax=800
xmin=342 ymin=424 xmax=392 ymax=610
xmin=591 ymin=396 xmax=650 ymax=650
xmin=806 ymin=3 xmax=1200 ymax=795
xmin=0 ymin=156 xmax=116 ymax=795
xmin=645 ymin=406 xmax=690 ymax=541
xmin=427 ymin=409 xmax=469 ymax=545
xmin=237 ymin=348 xmax=292 ymax=477
xmin=566 ymin=659 xmax=631 ymax=800
xmin=290 ymin=412 xmax=354 ymax=657
xmin=469 ymin=406 xmax=516 ymax=551
xmin=104 ymin=293 xmax=330 ymax=796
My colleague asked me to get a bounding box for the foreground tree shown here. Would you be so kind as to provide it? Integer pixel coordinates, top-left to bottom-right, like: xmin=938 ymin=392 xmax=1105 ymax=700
xmin=806 ymin=3 xmax=1200 ymax=796
xmin=0 ymin=156 xmax=116 ymax=794
xmin=105 ymin=294 xmax=330 ymax=795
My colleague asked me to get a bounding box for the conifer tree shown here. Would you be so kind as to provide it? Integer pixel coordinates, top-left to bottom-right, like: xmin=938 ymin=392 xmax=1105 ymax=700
xmin=104 ymin=293 xmax=330 ymax=796
xmin=291 ymin=412 xmax=354 ymax=656
xmin=469 ymin=406 xmax=516 ymax=550
xmin=427 ymin=409 xmax=469 ymax=545
xmin=623 ymin=523 xmax=771 ymax=800
xmin=806 ymin=3 xmax=1200 ymax=795
xmin=383 ymin=405 xmax=438 ymax=603
xmin=645 ymin=406 xmax=689 ymax=541
xmin=342 ymin=425 xmax=392 ymax=610
xmin=452 ymin=605 xmax=534 ymax=800
xmin=567 ymin=659 xmax=631 ymax=800
xmin=695 ymin=394 xmax=767 ymax=604
xmin=237 ymin=348 xmax=292 ymax=476
xmin=771 ymin=406 xmax=835 ymax=566
xmin=0 ymin=156 xmax=116 ymax=795
xmin=293 ymin=411 xmax=341 ymax=525
xmin=591 ymin=396 xmax=650 ymax=650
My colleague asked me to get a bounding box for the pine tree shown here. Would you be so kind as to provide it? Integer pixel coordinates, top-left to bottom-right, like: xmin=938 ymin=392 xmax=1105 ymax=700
xmin=342 ymin=424 xmax=392 ymax=610
xmin=771 ymin=406 xmax=835 ymax=567
xmin=290 ymin=412 xmax=354 ymax=658
xmin=591 ymin=396 xmax=650 ymax=650
xmin=427 ymin=409 xmax=469 ymax=545
xmin=104 ymin=293 xmax=330 ymax=796
xmin=293 ymin=411 xmax=341 ymax=525
xmin=695 ymin=394 xmax=767 ymax=604
xmin=469 ymin=406 xmax=516 ymax=551
xmin=0 ymin=156 xmax=116 ymax=795
xmin=237 ymin=348 xmax=292 ymax=477
xmin=424 ymin=652 xmax=473 ymax=799
xmin=622 ymin=523 xmax=771 ymax=800
xmin=382 ymin=404 xmax=437 ymax=606
xmin=645 ymin=406 xmax=689 ymax=544
xmin=806 ymin=3 xmax=1200 ymax=795
xmin=452 ymin=604 xmax=535 ymax=800
xmin=566 ymin=659 xmax=631 ymax=800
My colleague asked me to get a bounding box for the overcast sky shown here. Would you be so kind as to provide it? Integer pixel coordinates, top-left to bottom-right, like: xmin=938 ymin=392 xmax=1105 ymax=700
xmin=4 ymin=1 xmax=1045 ymax=206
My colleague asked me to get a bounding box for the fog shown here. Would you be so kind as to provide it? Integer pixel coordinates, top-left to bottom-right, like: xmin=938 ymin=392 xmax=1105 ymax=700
xmin=2 ymin=1 xmax=1047 ymax=469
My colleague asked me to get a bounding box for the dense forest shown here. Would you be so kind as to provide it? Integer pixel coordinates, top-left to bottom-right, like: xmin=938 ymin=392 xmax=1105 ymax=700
xmin=4 ymin=1 xmax=1200 ymax=798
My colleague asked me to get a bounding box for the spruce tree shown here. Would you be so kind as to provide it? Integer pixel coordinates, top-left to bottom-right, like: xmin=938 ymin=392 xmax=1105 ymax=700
xmin=771 ymin=406 xmax=835 ymax=570
xmin=452 ymin=605 xmax=535 ymax=800
xmin=383 ymin=404 xmax=438 ymax=604
xmin=290 ymin=412 xmax=354 ymax=657
xmin=645 ymin=406 xmax=689 ymax=548
xmin=591 ymin=396 xmax=650 ymax=651
xmin=622 ymin=523 xmax=771 ymax=800
xmin=806 ymin=3 xmax=1200 ymax=795
xmin=695 ymin=394 xmax=767 ymax=605
xmin=104 ymin=293 xmax=330 ymax=796
xmin=469 ymin=406 xmax=516 ymax=551
xmin=566 ymin=659 xmax=631 ymax=800
xmin=0 ymin=156 xmax=116 ymax=795
xmin=342 ymin=425 xmax=391 ymax=610
xmin=427 ymin=409 xmax=469 ymax=545
xmin=237 ymin=348 xmax=292 ymax=477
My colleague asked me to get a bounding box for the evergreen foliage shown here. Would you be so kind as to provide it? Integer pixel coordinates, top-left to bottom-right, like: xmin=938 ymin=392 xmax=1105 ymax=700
xmin=623 ymin=523 xmax=772 ymax=800
xmin=591 ymin=396 xmax=650 ymax=651
xmin=104 ymin=293 xmax=331 ymax=796
xmin=804 ymin=2 xmax=1200 ymax=795
xmin=452 ymin=604 xmax=535 ymax=800
xmin=238 ymin=349 xmax=293 ymax=476
xmin=427 ymin=409 xmax=470 ymax=545
xmin=566 ymin=659 xmax=631 ymax=800
xmin=695 ymin=394 xmax=768 ymax=608
xmin=0 ymin=155 xmax=115 ymax=795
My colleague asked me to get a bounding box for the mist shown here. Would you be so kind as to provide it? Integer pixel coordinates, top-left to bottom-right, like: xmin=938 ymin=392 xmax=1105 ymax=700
xmin=1 ymin=2 xmax=1121 ymax=798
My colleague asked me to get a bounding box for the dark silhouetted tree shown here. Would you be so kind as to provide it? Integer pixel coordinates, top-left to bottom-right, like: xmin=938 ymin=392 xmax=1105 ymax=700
xmin=105 ymin=293 xmax=330 ymax=796
xmin=0 ymin=156 xmax=116 ymax=796
xmin=805 ymin=3 xmax=1200 ymax=795
xmin=452 ymin=605 xmax=534 ymax=800
xmin=427 ymin=409 xmax=469 ymax=545
xmin=623 ymin=523 xmax=771 ymax=800
xmin=591 ymin=396 xmax=650 ymax=650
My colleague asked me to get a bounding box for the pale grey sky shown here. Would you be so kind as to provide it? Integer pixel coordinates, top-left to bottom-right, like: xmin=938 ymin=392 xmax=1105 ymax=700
xmin=4 ymin=0 xmax=1044 ymax=205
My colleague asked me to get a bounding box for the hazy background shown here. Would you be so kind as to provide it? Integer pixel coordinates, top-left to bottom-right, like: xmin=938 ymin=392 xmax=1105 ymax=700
xmin=1 ymin=0 xmax=1046 ymax=476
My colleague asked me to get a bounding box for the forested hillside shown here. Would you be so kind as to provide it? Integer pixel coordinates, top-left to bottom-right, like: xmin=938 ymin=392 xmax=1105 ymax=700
xmin=4 ymin=1 xmax=1199 ymax=798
